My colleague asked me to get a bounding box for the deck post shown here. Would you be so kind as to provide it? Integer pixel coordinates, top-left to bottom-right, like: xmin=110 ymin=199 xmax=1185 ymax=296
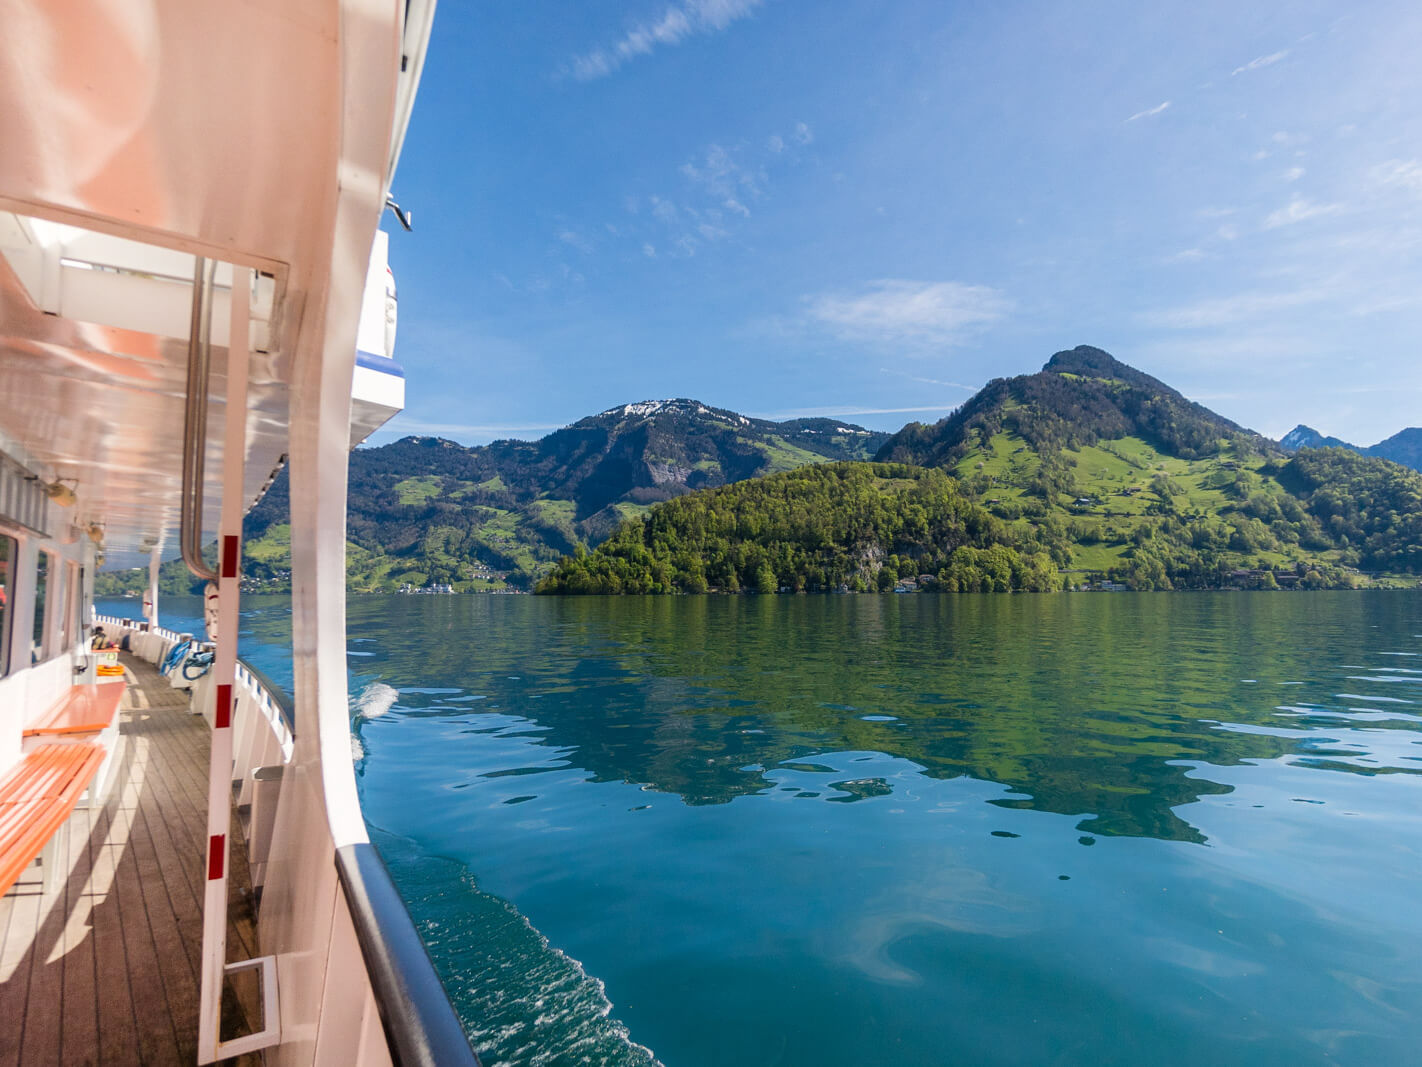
xmin=196 ymin=266 xmax=252 ymax=1063
xmin=146 ymin=546 xmax=161 ymax=632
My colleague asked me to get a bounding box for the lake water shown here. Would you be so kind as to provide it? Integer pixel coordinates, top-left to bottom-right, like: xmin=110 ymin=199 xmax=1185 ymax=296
xmin=101 ymin=592 xmax=1422 ymax=1066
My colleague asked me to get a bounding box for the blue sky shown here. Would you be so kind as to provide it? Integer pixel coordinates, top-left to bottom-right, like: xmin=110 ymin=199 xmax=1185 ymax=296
xmin=375 ymin=0 xmax=1422 ymax=449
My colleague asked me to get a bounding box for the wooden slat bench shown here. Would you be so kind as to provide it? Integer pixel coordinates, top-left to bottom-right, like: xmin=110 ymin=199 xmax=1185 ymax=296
xmin=0 ymin=742 xmax=105 ymax=897
xmin=23 ymin=680 xmax=126 ymax=799
xmin=23 ymin=680 xmax=126 ymax=738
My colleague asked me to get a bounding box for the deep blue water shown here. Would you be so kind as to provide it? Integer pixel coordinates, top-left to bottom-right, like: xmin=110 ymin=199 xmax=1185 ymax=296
xmin=101 ymin=592 xmax=1422 ymax=1065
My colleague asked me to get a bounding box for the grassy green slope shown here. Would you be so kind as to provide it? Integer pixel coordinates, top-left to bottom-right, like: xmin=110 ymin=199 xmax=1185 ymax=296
xmin=955 ymin=431 xmax=1338 ymax=574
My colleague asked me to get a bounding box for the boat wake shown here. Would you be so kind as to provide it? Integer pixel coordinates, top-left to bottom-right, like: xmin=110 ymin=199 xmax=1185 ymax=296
xmin=354 ymin=681 xmax=399 ymax=718
xmin=369 ymin=829 xmax=661 ymax=1067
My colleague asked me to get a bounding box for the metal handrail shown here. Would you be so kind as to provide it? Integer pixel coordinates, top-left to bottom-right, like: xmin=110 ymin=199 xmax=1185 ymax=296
xmin=334 ymin=843 xmax=480 ymax=1067
xmin=180 ymin=256 xmax=218 ymax=582
xmin=235 ymin=657 xmax=296 ymax=736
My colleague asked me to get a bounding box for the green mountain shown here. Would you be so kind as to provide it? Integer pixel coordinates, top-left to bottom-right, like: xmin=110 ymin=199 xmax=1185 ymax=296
xmin=876 ymin=345 xmax=1266 ymax=469
xmin=1280 ymin=423 xmax=1422 ymax=473
xmin=540 ymin=348 xmax=1422 ymax=593
xmin=99 ymin=400 xmax=889 ymax=594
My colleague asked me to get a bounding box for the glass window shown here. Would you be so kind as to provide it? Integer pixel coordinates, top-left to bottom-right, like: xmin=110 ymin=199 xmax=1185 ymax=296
xmin=0 ymin=535 xmax=13 ymax=676
xmin=32 ymin=550 xmax=48 ymax=663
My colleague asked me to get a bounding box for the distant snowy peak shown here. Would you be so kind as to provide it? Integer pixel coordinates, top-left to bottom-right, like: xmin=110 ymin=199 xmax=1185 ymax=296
xmin=1280 ymin=424 xmax=1354 ymax=452
xmin=616 ymin=399 xmax=693 ymax=418
xmin=595 ymin=398 xmax=748 ymax=426
xmin=590 ymin=400 xmax=878 ymax=440
xmin=590 ymin=398 xmax=718 ymax=422
xmin=1277 ymin=423 xmax=1422 ymax=472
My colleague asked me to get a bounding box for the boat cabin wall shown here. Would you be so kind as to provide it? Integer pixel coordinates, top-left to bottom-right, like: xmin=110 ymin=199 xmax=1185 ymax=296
xmin=0 ymin=502 xmax=96 ymax=774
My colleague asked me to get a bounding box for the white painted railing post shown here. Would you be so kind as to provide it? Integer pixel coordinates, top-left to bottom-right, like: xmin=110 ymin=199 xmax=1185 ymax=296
xmin=197 ymin=267 xmax=280 ymax=1062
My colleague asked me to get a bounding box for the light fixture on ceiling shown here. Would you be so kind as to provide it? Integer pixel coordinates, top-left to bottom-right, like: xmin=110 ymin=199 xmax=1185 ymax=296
xmin=46 ymin=478 xmax=78 ymax=507
xmin=87 ymin=523 xmax=104 ymax=544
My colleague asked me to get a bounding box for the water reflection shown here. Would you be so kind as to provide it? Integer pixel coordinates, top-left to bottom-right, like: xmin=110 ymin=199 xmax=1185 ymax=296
xmin=341 ymin=592 xmax=1421 ymax=844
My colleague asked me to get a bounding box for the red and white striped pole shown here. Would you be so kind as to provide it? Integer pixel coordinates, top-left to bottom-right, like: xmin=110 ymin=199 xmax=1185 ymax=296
xmin=197 ymin=265 xmax=250 ymax=1062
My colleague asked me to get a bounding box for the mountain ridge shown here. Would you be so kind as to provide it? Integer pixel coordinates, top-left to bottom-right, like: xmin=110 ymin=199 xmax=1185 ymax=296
xmin=1279 ymin=423 xmax=1422 ymax=473
xmin=876 ymin=345 xmax=1267 ymax=471
xmin=542 ymin=347 xmax=1422 ymax=593
xmin=95 ymin=347 xmax=1422 ymax=595
xmin=238 ymin=399 xmax=890 ymax=589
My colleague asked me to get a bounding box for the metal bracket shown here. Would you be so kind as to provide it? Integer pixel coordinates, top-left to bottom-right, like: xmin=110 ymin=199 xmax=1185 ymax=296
xmin=209 ymin=955 xmax=282 ymax=1060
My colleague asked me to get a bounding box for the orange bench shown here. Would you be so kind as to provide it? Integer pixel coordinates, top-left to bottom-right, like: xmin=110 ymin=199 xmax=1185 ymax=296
xmin=24 ymin=681 xmax=126 ymax=738
xmin=0 ymin=743 xmax=105 ymax=897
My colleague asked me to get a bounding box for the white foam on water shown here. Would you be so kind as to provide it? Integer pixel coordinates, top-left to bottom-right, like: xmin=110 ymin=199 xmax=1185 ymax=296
xmin=416 ymin=866 xmax=663 ymax=1067
xmin=354 ymin=681 xmax=399 ymax=718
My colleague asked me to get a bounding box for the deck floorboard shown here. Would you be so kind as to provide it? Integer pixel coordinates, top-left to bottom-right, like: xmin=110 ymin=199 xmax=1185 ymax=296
xmin=0 ymin=654 xmax=261 ymax=1065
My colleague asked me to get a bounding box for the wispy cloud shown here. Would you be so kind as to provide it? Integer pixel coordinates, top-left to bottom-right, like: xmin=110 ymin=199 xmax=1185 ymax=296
xmin=1283 ymin=166 xmax=1305 ymax=183
xmin=627 ymin=129 xmax=813 ymax=257
xmin=1263 ymin=196 xmax=1343 ymax=229
xmin=557 ymin=229 xmax=593 ymax=253
xmin=1374 ymin=159 xmax=1422 ymax=194
xmin=1232 ymin=49 xmax=1289 ymax=76
xmin=1126 ymin=101 xmax=1171 ymax=123
xmin=680 ymin=143 xmax=766 ymax=204
xmin=804 ymin=280 xmax=1011 ymax=346
xmin=1140 ymin=287 xmax=1329 ymax=329
xmin=568 ymin=0 xmax=762 ymax=81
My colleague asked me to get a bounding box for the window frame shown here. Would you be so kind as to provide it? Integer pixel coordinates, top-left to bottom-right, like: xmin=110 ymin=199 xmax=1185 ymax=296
xmin=31 ymin=546 xmax=54 ymax=664
xmin=0 ymin=528 xmax=15 ymax=678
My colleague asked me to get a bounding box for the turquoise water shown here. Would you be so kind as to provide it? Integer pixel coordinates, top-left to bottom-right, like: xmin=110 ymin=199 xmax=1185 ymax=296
xmin=103 ymin=593 xmax=1422 ymax=1065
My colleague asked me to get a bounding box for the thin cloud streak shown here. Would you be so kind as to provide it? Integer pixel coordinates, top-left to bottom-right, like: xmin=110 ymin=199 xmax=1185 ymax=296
xmin=381 ymin=416 xmax=563 ymax=440
xmin=569 ymin=0 xmax=762 ymax=81
xmin=880 ymin=368 xmax=976 ymax=390
xmin=752 ymin=404 xmax=964 ymax=421
xmin=1263 ymin=196 xmax=1343 ymax=229
xmin=1232 ymin=50 xmax=1288 ymax=76
xmin=1126 ymin=101 xmax=1170 ymax=122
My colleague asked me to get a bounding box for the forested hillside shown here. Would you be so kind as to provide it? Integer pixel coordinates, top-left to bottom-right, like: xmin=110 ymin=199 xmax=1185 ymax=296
xmin=537 ymin=464 xmax=1066 ymax=594
xmin=1279 ymin=448 xmax=1422 ymax=571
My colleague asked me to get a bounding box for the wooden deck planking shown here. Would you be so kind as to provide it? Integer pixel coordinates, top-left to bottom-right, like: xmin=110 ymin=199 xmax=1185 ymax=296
xmin=57 ymin=801 xmax=99 ymax=1066
xmin=0 ymin=654 xmax=262 ymax=1065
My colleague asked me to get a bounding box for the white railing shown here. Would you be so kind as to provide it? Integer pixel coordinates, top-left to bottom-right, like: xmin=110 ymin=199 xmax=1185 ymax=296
xmin=96 ymin=614 xmax=294 ymax=887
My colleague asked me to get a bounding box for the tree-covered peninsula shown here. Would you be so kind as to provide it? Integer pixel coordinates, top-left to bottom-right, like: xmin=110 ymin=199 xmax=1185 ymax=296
xmin=536 ymin=463 xmax=1066 ymax=594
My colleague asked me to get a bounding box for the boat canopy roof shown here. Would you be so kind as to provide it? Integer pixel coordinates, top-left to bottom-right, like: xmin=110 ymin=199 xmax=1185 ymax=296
xmin=0 ymin=0 xmax=432 ymax=565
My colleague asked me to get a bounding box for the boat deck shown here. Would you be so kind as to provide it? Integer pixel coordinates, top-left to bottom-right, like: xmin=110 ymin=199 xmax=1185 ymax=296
xmin=0 ymin=655 xmax=260 ymax=1065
